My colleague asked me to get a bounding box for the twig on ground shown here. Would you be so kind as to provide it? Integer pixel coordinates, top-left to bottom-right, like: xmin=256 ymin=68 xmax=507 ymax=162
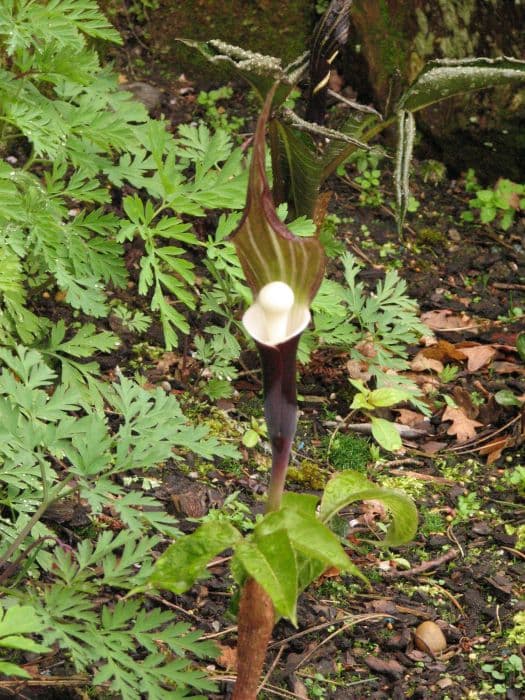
xmin=268 ymin=613 xmax=391 ymax=650
xmin=446 ymin=526 xmax=465 ymax=558
xmin=501 ymin=546 xmax=525 ymax=561
xmin=419 ymin=579 xmax=465 ymax=615
xmin=389 ymin=468 xmax=455 ymax=484
xmin=492 ymin=282 xmax=525 ymax=291
xmin=258 ymin=643 xmax=287 ymax=693
xmin=381 ymin=548 xmax=459 ymax=579
xmin=383 ymin=458 xmax=425 ymax=468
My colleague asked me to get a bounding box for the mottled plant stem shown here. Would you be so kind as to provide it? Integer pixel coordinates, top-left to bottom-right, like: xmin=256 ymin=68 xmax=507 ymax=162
xmin=265 ymin=436 xmax=293 ymax=513
xmin=232 ymin=336 xmax=300 ymax=697
xmin=232 ymin=579 xmax=275 ymax=700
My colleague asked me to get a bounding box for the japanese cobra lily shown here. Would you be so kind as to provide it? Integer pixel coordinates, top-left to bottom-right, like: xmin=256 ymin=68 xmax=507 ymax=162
xmin=232 ymin=86 xmax=326 ymax=514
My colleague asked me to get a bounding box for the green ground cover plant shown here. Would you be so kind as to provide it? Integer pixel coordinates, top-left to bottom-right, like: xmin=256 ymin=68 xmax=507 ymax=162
xmin=1 ymin=1 xmax=525 ymax=698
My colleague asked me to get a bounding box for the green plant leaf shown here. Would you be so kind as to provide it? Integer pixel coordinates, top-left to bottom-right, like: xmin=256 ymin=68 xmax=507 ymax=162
xmin=494 ymin=389 xmax=522 ymax=407
xmin=280 ymin=492 xmax=319 ymax=516
xmin=367 ymin=387 xmax=414 ymax=408
xmin=257 ymin=507 xmax=367 ymax=584
xmin=394 ymin=110 xmax=415 ymax=233
xmin=319 ymin=470 xmax=418 ymax=547
xmin=0 ymin=661 xmax=32 ymax=679
xmin=370 ymin=417 xmax=402 ymax=452
xmin=177 ymin=38 xmax=302 ymax=107
xmin=235 ymin=529 xmax=298 ymax=623
xmin=275 ymin=122 xmax=322 ymax=219
xmin=242 ymin=429 xmax=260 ymax=448
xmin=397 ymin=56 xmax=525 ymax=113
xmin=149 ymin=521 xmax=242 ymax=594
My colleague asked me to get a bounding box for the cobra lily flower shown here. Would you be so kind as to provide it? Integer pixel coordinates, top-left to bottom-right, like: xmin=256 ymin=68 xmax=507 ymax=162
xmin=232 ymin=86 xmax=326 ymax=513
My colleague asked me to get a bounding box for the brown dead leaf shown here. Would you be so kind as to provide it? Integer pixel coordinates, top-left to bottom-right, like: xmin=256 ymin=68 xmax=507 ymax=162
xmin=396 ymin=409 xmax=428 ymax=426
xmin=478 ymin=437 xmax=513 ymax=465
xmin=421 ymin=309 xmax=477 ymax=332
xmin=492 ymin=361 xmax=525 ymax=375
xmin=319 ymin=566 xmax=341 ymax=580
xmin=442 ymin=406 xmax=483 ymax=442
xmin=452 ymin=386 xmax=479 ymax=419
xmin=460 ymin=345 xmax=497 ymax=372
xmin=346 ymin=359 xmax=372 ymax=381
xmin=156 ymin=352 xmax=181 ymax=373
xmin=410 ymin=351 xmax=444 ymax=374
xmin=422 ymin=340 xmax=467 ymax=362
xmin=405 ymin=371 xmax=441 ymax=394
xmin=361 ymin=499 xmax=388 ymax=526
xmin=421 ymin=440 xmax=447 ymax=454
xmin=216 ymin=644 xmax=237 ymax=671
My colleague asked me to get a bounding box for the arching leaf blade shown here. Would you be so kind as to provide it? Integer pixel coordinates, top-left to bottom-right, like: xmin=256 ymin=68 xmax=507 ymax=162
xmin=319 ymin=471 xmax=418 ymax=547
xmin=397 ymin=56 xmax=525 ymax=113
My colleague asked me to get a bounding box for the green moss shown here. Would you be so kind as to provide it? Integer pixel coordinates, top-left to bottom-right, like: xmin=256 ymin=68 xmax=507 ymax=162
xmin=327 ymin=434 xmax=370 ymax=472
xmin=420 ymin=509 xmax=446 ymax=536
xmin=380 ymin=475 xmax=427 ymax=499
xmin=415 ymin=226 xmax=447 ymax=246
xmin=287 ymin=459 xmax=327 ymax=490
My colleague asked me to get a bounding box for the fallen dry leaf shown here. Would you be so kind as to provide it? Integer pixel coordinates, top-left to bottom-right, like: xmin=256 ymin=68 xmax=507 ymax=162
xmin=420 ymin=440 xmax=447 ymax=454
xmin=396 ymin=409 xmax=428 ymax=427
xmin=421 ymin=309 xmax=477 ymax=332
xmin=346 ymin=359 xmax=372 ymax=381
xmin=442 ymin=406 xmax=483 ymax=442
xmin=216 ymin=644 xmax=238 ymax=671
xmin=492 ymin=361 xmax=525 ymax=375
xmin=410 ymin=352 xmax=444 ymax=374
xmin=422 ymin=339 xmax=467 ymax=362
xmin=156 ymin=352 xmax=181 ymax=373
xmin=452 ymin=386 xmax=479 ymax=419
xmin=405 ymin=371 xmax=441 ymax=394
xmin=478 ymin=437 xmax=513 ymax=465
xmin=460 ymin=345 xmax=498 ymax=372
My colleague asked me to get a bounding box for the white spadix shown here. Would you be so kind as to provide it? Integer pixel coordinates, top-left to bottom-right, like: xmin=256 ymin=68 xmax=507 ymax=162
xmin=257 ymin=282 xmax=294 ymax=345
xmin=242 ymin=281 xmax=311 ymax=347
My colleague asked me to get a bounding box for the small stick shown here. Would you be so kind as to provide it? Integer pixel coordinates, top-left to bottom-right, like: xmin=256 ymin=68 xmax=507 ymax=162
xmin=258 ymin=643 xmax=286 ymax=693
xmin=389 ymin=468 xmax=455 ymax=485
xmin=492 ymin=282 xmax=525 ymax=291
xmin=381 ymin=548 xmax=459 ymax=579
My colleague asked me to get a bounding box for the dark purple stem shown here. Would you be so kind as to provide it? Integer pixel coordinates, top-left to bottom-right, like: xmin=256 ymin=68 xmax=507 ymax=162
xmin=256 ymin=335 xmax=300 ymax=512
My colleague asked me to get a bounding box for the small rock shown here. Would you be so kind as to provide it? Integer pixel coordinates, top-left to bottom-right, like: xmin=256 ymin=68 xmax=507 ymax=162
xmin=122 ymin=81 xmax=162 ymax=112
xmin=414 ymin=621 xmax=447 ymax=654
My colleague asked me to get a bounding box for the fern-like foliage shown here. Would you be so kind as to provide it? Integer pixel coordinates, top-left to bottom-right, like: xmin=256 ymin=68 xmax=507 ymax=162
xmin=0 ymin=346 xmax=238 ymax=557
xmin=0 ymin=0 xmax=249 ymax=357
xmin=26 ymin=535 xmax=218 ymax=699
xmin=0 ymin=346 xmax=236 ymax=695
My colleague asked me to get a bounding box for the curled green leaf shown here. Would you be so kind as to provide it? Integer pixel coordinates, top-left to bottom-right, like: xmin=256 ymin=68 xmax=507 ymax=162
xmin=319 ymin=470 xmax=418 ymax=547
